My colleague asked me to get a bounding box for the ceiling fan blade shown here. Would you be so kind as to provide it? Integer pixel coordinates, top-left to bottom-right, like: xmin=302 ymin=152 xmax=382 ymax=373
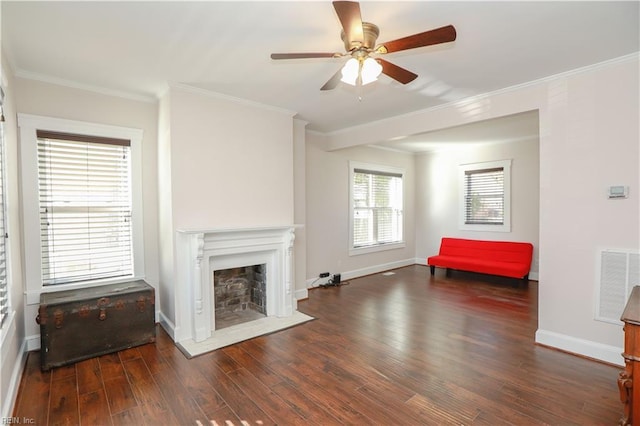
xmin=377 ymin=59 xmax=418 ymax=84
xmin=378 ymin=25 xmax=457 ymax=54
xmin=333 ymin=1 xmax=364 ymax=46
xmin=271 ymin=53 xmax=338 ymax=60
xmin=320 ymin=68 xmax=343 ymax=91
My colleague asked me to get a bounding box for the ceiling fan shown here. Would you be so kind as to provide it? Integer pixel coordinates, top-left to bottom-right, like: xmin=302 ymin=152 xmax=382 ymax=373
xmin=270 ymin=1 xmax=457 ymax=91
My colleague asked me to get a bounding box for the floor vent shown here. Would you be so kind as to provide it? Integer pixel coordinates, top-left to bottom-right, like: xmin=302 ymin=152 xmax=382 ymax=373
xmin=596 ymin=249 xmax=640 ymax=324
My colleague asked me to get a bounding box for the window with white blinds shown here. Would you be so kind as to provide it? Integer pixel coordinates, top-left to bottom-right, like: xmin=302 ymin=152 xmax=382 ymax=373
xmin=464 ymin=167 xmax=505 ymax=225
xmin=37 ymin=131 xmax=134 ymax=285
xmin=0 ymin=94 xmax=8 ymax=327
xmin=350 ymin=163 xmax=404 ymax=252
xmin=459 ymin=160 xmax=511 ymax=232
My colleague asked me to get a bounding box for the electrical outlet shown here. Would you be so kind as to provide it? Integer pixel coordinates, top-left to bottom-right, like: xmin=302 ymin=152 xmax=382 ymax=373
xmin=319 ymin=272 xmax=330 ymax=278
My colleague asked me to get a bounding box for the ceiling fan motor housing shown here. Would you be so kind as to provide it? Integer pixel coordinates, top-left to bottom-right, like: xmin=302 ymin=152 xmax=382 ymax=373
xmin=341 ymin=22 xmax=379 ymax=52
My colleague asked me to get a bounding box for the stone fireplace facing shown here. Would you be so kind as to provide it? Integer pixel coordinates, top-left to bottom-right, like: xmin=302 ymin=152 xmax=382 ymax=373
xmin=175 ymin=226 xmax=309 ymax=355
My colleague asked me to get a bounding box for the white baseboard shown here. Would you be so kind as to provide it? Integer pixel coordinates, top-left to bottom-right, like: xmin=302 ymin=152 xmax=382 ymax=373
xmin=294 ymin=288 xmax=308 ymax=300
xmin=306 ymin=258 xmax=417 ymax=290
xmin=158 ymin=312 xmax=176 ymax=341
xmin=25 ymin=334 xmax=40 ymax=352
xmin=343 ymin=258 xmax=417 ymax=281
xmin=1 ymin=313 xmax=28 ymax=419
xmin=535 ymin=329 xmax=624 ymax=366
xmin=305 ymin=276 xmax=331 ymax=288
xmin=2 ymin=339 xmax=28 ymax=419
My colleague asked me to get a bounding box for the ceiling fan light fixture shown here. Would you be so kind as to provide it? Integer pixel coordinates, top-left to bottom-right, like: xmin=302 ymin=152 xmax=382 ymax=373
xmin=361 ymin=57 xmax=382 ymax=85
xmin=271 ymin=2 xmax=457 ymax=91
xmin=340 ymin=57 xmax=359 ymax=86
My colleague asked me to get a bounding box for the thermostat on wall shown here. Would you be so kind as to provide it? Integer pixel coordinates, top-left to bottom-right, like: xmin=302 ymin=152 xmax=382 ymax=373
xmin=608 ymin=185 xmax=628 ymax=199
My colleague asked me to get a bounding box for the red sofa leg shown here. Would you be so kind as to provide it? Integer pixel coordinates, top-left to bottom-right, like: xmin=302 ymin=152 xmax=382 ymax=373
xmin=430 ymin=265 xmax=435 ymax=275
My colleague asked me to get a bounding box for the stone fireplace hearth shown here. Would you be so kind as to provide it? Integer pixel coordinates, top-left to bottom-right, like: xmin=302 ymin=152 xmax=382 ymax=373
xmin=174 ymin=226 xmax=313 ymax=356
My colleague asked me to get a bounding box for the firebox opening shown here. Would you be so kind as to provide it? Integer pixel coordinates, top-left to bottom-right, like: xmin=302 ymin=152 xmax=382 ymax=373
xmin=214 ymin=264 xmax=267 ymax=330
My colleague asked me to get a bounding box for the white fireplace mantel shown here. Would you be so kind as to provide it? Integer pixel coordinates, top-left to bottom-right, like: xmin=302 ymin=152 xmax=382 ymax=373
xmin=174 ymin=225 xmax=300 ymax=343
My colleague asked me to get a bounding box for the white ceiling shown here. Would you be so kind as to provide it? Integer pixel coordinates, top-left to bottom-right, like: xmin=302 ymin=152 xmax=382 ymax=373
xmin=2 ymin=1 xmax=639 ymax=150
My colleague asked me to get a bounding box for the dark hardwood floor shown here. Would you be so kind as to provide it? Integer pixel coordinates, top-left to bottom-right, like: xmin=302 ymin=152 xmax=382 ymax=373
xmin=13 ymin=265 xmax=622 ymax=425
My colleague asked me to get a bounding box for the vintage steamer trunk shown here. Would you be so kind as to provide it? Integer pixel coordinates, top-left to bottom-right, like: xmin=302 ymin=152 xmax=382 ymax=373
xmin=37 ymin=280 xmax=155 ymax=371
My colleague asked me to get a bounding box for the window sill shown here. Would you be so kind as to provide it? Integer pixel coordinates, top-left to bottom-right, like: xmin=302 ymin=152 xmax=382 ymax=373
xmin=349 ymin=241 xmax=406 ymax=256
xmin=459 ymin=223 xmax=511 ymax=232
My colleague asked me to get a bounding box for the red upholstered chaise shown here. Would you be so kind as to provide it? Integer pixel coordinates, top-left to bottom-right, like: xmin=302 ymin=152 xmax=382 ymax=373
xmin=427 ymin=237 xmax=533 ymax=283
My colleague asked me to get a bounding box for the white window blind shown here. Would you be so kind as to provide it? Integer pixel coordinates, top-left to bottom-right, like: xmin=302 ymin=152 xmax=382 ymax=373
xmin=464 ymin=167 xmax=504 ymax=225
xmin=0 ymin=97 xmax=8 ymax=327
xmin=37 ymin=131 xmax=134 ymax=285
xmin=352 ymin=168 xmax=403 ymax=248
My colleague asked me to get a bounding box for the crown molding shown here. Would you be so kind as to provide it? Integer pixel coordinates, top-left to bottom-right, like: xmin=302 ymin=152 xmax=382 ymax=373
xmin=10 ymin=50 xmax=637 ymax=132
xmin=169 ymin=82 xmax=297 ymax=118
xmin=364 ymin=144 xmax=415 ymax=155
xmin=293 ymin=117 xmax=309 ymax=127
xmin=305 ymin=128 xmax=325 ymax=137
xmin=13 ymin=68 xmax=157 ymax=103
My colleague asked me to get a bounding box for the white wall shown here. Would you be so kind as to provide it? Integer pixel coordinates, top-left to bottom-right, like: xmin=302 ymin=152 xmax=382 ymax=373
xmin=315 ymin=54 xmax=639 ymax=365
xmin=13 ymin=78 xmax=160 ymax=343
xmin=306 ymin=135 xmax=416 ymax=283
xmin=157 ymin=91 xmax=174 ymax=331
xmin=157 ymin=85 xmax=297 ymax=334
xmin=169 ymin=86 xmax=294 ymax=230
xmin=293 ymin=119 xmax=308 ymax=300
xmin=536 ymin=56 xmax=639 ymax=363
xmin=415 ymin=135 xmax=540 ymax=276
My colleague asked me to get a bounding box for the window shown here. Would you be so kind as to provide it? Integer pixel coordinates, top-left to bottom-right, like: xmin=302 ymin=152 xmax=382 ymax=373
xmin=0 ymin=88 xmax=8 ymax=327
xmin=37 ymin=131 xmax=133 ymax=285
xmin=459 ymin=160 xmax=511 ymax=232
xmin=464 ymin=167 xmax=504 ymax=224
xmin=18 ymin=114 xmax=144 ymax=302
xmin=350 ymin=162 xmax=404 ymax=254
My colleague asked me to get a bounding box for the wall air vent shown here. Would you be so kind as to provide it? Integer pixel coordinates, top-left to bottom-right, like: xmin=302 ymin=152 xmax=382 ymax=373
xmin=596 ymin=249 xmax=640 ymax=324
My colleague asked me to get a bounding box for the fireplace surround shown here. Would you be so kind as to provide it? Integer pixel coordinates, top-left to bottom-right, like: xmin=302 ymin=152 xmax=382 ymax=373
xmin=174 ymin=226 xmax=302 ymax=349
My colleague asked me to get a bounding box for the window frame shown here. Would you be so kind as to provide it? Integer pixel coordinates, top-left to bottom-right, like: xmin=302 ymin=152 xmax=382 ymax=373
xmin=459 ymin=159 xmax=511 ymax=232
xmin=37 ymin=132 xmax=134 ymax=286
xmin=0 ymin=86 xmax=9 ymax=330
xmin=349 ymin=161 xmax=405 ymax=256
xmin=18 ymin=114 xmax=145 ymax=305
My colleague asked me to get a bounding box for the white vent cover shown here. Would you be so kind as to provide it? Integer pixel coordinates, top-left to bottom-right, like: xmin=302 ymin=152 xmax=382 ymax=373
xmin=596 ymin=249 xmax=640 ymax=324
